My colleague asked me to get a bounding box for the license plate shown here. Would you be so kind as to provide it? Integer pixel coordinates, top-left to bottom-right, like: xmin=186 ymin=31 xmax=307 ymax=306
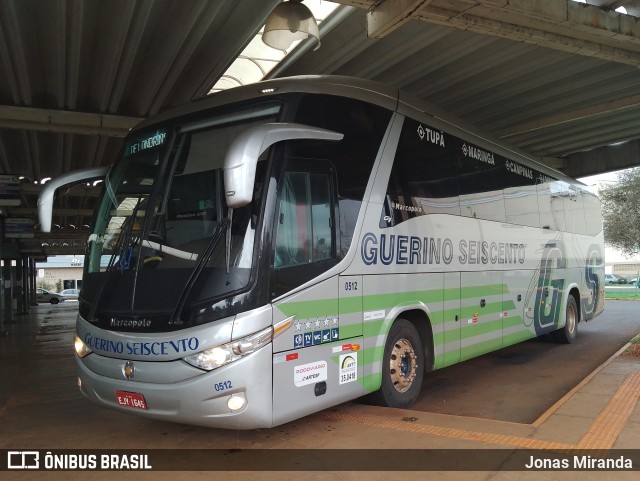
xmin=115 ymin=390 xmax=147 ymax=410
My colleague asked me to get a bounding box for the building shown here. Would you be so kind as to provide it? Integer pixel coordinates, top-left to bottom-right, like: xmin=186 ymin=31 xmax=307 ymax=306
xmin=35 ymin=256 xmax=83 ymax=292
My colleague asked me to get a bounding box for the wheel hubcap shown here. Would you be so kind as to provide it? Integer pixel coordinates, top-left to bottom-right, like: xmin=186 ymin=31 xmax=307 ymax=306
xmin=567 ymin=303 xmax=576 ymax=334
xmin=389 ymin=338 xmax=418 ymax=393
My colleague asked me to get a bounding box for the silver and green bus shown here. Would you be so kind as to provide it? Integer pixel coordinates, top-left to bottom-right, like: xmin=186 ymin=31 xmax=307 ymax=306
xmin=40 ymin=76 xmax=604 ymax=429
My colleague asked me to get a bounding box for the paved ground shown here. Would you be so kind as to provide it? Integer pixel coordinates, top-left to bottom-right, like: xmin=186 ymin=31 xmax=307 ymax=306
xmin=411 ymin=300 xmax=640 ymax=423
xmin=0 ymin=301 xmax=638 ymax=481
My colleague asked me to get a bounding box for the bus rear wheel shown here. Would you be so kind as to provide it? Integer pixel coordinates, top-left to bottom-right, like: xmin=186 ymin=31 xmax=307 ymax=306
xmin=553 ymin=295 xmax=578 ymax=344
xmin=373 ymin=319 xmax=425 ymax=409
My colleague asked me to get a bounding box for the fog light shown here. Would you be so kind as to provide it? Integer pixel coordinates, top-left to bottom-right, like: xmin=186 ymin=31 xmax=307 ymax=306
xmin=77 ymin=377 xmax=82 ymax=389
xmin=227 ymin=394 xmax=246 ymax=411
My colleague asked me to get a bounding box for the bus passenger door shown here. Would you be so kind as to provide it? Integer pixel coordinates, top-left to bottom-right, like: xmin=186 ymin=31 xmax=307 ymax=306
xmin=442 ymin=272 xmax=461 ymax=368
xmin=338 ymin=275 xmax=363 ymax=382
xmin=338 ymin=275 xmax=363 ymax=341
xmin=271 ymin=276 xmax=365 ymax=427
xmin=270 ymin=157 xmax=364 ymax=426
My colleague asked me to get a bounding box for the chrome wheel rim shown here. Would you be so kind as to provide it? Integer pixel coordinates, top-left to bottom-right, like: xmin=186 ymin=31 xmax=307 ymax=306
xmin=566 ymin=302 xmax=576 ymax=335
xmin=389 ymin=338 xmax=418 ymax=393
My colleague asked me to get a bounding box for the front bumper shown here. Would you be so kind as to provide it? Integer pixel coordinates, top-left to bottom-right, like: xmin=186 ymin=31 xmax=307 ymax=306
xmin=76 ymin=344 xmax=273 ymax=430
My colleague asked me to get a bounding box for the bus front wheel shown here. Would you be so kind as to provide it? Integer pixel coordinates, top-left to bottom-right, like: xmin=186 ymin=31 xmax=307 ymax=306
xmin=373 ymin=319 xmax=425 ymax=409
xmin=553 ymin=295 xmax=578 ymax=344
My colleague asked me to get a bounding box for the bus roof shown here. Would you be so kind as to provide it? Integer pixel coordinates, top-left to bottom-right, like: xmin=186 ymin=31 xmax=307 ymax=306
xmin=133 ymin=75 xmax=587 ymax=189
xmin=134 ymin=75 xmax=399 ymax=131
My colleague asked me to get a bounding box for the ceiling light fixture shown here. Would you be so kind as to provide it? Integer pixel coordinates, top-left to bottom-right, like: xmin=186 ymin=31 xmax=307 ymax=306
xmin=262 ymin=0 xmax=320 ymax=51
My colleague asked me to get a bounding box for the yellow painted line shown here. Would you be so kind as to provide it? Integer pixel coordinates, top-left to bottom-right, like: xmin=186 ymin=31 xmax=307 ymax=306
xmin=318 ymin=411 xmax=574 ymax=450
xmin=577 ymin=370 xmax=640 ymax=450
xmin=531 ymin=341 xmax=633 ymax=428
xmin=318 ymin=369 xmax=640 ymax=450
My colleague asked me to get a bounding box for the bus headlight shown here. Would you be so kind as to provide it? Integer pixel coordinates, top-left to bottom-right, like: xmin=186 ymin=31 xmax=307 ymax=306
xmin=74 ymin=335 xmax=93 ymax=358
xmin=183 ymin=327 xmax=272 ymax=371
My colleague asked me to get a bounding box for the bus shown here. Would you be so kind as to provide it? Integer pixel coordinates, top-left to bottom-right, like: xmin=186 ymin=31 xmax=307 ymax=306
xmin=40 ymin=75 xmax=604 ymax=429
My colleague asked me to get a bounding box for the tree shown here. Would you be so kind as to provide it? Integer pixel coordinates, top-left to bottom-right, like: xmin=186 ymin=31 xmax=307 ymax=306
xmin=600 ymin=168 xmax=640 ymax=256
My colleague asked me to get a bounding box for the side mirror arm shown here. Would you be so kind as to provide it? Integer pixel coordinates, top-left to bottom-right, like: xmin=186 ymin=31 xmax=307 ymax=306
xmin=37 ymin=166 xmax=110 ymax=232
xmin=223 ymin=122 xmax=343 ymax=208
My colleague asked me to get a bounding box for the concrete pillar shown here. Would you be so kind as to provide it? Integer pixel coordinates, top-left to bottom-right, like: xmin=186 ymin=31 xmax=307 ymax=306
xmin=3 ymin=261 xmax=13 ymax=323
xmin=21 ymin=258 xmax=27 ymax=314
xmin=30 ymin=258 xmax=37 ymax=306
xmin=0 ymin=259 xmax=4 ymax=335
xmin=21 ymin=255 xmax=29 ymax=314
xmin=15 ymin=257 xmax=23 ymax=315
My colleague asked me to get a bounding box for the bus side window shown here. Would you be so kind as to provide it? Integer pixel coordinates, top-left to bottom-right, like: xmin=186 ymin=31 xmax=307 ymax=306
xmin=538 ymin=180 xmax=567 ymax=231
xmin=384 ymin=117 xmax=460 ymax=227
xmin=565 ymin=185 xmax=587 ymax=235
xmin=272 ymin=161 xmax=338 ymax=297
xmin=583 ymin=191 xmax=603 ymax=236
xmin=504 ymin=161 xmax=540 ymax=228
xmin=457 ymin=143 xmax=506 ymax=223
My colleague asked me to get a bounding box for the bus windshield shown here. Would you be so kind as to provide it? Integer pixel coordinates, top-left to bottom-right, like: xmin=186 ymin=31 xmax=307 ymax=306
xmin=83 ymin=103 xmax=280 ymax=330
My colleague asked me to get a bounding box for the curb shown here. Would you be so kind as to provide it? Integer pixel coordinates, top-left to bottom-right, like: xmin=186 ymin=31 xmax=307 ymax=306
xmin=531 ymin=336 xmax=638 ymax=427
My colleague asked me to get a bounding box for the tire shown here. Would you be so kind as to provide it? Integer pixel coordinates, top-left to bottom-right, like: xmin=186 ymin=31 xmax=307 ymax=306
xmin=50 ymin=298 xmax=59 ymax=305
xmin=553 ymin=295 xmax=578 ymax=344
xmin=371 ymin=319 xmax=425 ymax=409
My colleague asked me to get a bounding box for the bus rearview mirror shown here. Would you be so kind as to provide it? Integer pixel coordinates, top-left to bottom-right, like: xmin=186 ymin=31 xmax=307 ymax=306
xmin=38 ymin=166 xmax=110 ymax=232
xmin=223 ymin=122 xmax=343 ymax=208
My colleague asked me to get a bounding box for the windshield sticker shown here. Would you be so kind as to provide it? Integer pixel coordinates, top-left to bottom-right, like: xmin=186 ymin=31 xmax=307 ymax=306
xmin=119 ymin=246 xmax=133 ymax=270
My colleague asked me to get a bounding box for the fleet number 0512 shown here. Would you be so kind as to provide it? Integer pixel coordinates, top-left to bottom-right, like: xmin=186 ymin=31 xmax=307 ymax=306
xmin=344 ymin=281 xmax=358 ymax=291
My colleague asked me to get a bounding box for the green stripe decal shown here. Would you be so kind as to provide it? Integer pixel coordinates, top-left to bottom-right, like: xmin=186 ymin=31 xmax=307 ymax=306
xmin=362 ymin=290 xmax=443 ymax=310
xmin=275 ymin=284 xmax=513 ymax=319
xmin=459 ymin=284 xmax=507 ymax=298
xmin=460 ymin=301 xmax=502 ymax=318
xmin=271 ymin=278 xmax=555 ymax=395
xmin=361 ymin=372 xmax=382 ymax=392
xmin=503 ymin=329 xmax=535 ymax=346
xmin=503 ymin=315 xmax=526 ymax=328
xmin=460 ymin=318 xmax=503 ymax=339
xmin=340 ymin=297 xmax=362 ymax=313
xmin=461 ymin=340 xmax=500 ymax=360
xmin=339 ymin=323 xmax=363 ymax=339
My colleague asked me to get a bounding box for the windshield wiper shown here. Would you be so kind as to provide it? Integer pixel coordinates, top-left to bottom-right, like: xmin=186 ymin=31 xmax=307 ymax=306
xmin=170 ymin=213 xmax=232 ymax=324
xmin=105 ymin=198 xmax=143 ymax=272
xmin=87 ymin=197 xmax=144 ymax=322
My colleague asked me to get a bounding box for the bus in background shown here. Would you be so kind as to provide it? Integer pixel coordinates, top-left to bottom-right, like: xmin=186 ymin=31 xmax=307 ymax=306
xmin=40 ymin=76 xmax=604 ymax=429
